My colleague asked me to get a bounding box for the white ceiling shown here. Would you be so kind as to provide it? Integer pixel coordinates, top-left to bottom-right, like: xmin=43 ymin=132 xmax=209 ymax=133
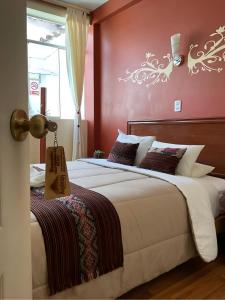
xmin=61 ymin=0 xmax=108 ymax=11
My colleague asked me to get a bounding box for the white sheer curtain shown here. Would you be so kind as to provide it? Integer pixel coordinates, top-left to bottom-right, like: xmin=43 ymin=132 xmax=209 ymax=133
xmin=66 ymin=8 xmax=89 ymax=160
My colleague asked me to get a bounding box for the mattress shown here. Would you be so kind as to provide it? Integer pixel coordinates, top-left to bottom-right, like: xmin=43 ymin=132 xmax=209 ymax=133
xmin=31 ymin=159 xmax=222 ymax=299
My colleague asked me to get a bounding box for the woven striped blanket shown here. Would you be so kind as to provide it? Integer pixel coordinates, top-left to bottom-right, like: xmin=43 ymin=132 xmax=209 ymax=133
xmin=31 ymin=183 xmax=123 ymax=295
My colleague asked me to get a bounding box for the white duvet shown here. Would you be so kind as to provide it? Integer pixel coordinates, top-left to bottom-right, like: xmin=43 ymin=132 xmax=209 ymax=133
xmin=31 ymin=158 xmax=219 ymax=262
xmin=31 ymin=158 xmax=225 ymax=298
xmin=79 ymin=159 xmax=218 ymax=262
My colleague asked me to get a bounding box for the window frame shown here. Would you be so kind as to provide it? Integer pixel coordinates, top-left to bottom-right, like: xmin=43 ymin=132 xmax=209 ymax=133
xmin=27 ymin=39 xmax=66 ymax=51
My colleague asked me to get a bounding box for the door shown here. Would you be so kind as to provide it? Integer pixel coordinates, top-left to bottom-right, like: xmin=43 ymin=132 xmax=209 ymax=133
xmin=0 ymin=0 xmax=32 ymax=298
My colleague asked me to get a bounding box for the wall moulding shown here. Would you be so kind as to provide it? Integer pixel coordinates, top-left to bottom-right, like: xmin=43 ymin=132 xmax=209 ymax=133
xmin=188 ymin=25 xmax=225 ymax=75
xmin=118 ymin=25 xmax=225 ymax=89
xmin=118 ymin=52 xmax=173 ymax=87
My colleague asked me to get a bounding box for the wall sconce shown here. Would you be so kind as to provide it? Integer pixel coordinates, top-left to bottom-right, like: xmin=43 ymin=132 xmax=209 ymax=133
xmin=171 ymin=33 xmax=184 ymax=67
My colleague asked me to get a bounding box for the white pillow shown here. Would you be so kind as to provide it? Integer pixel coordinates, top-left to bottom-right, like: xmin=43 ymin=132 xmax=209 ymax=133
xmin=117 ymin=129 xmax=155 ymax=166
xmin=151 ymin=141 xmax=205 ymax=176
xmin=191 ymin=163 xmax=215 ymax=178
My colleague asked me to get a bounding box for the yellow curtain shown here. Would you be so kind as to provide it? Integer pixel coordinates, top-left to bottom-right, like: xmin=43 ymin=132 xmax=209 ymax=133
xmin=66 ymin=8 xmax=89 ymax=159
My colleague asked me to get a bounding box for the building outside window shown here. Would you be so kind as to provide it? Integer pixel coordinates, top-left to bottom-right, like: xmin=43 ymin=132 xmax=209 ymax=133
xmin=27 ymin=15 xmax=77 ymax=119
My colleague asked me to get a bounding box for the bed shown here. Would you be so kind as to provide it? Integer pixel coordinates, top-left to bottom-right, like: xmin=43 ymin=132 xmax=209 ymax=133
xmin=31 ymin=117 xmax=225 ymax=299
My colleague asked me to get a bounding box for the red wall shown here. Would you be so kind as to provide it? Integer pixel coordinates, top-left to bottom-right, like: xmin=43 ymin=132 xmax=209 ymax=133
xmin=86 ymin=0 xmax=225 ymax=156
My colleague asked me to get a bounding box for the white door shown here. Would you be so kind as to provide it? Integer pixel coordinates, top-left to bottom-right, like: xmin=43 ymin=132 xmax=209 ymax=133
xmin=0 ymin=0 xmax=32 ymax=298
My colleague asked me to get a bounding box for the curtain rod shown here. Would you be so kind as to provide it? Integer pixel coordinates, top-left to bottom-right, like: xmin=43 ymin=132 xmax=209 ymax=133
xmin=40 ymin=0 xmax=91 ymax=14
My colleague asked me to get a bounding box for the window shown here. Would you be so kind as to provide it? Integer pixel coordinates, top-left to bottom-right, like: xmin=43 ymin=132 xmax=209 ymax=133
xmin=27 ymin=15 xmax=75 ymax=119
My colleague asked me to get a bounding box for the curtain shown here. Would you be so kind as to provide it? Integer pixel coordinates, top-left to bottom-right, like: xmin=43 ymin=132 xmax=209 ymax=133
xmin=66 ymin=8 xmax=89 ymax=160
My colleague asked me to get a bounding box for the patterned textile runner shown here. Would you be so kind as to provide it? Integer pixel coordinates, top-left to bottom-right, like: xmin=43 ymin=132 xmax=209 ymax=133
xmin=31 ymin=183 xmax=123 ymax=295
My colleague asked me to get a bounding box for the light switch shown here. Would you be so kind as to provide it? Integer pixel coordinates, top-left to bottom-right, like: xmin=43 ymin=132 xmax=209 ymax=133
xmin=174 ymin=100 xmax=182 ymax=112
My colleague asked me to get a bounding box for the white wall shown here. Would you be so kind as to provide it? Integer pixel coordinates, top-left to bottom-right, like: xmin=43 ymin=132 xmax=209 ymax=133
xmin=29 ymin=119 xmax=87 ymax=163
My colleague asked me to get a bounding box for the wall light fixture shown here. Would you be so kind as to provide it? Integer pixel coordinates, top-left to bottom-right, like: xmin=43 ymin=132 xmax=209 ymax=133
xmin=171 ymin=33 xmax=184 ymax=67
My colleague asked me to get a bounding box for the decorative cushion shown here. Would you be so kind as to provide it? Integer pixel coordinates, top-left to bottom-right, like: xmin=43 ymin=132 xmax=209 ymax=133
xmin=151 ymin=141 xmax=205 ymax=176
xmin=117 ymin=130 xmax=155 ymax=166
xmin=108 ymin=141 xmax=139 ymax=166
xmin=191 ymin=163 xmax=215 ymax=178
xmin=140 ymin=147 xmax=187 ymax=175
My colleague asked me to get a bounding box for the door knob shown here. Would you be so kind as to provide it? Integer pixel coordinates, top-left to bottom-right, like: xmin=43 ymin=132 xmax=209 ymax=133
xmin=10 ymin=109 xmax=58 ymax=141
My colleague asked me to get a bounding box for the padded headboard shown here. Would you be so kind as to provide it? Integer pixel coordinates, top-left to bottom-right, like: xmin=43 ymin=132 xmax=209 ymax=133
xmin=127 ymin=118 xmax=225 ymax=178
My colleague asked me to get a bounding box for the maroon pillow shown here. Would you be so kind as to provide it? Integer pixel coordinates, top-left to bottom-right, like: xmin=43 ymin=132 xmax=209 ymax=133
xmin=140 ymin=147 xmax=187 ymax=175
xmin=108 ymin=141 xmax=139 ymax=166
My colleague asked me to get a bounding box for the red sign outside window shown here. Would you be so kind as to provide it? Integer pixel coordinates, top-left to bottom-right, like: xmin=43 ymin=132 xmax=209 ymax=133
xmin=29 ymin=79 xmax=40 ymax=96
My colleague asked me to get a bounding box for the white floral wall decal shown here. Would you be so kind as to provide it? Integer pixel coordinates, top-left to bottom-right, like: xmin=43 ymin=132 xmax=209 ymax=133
xmin=188 ymin=26 xmax=225 ymax=75
xmin=118 ymin=52 xmax=173 ymax=87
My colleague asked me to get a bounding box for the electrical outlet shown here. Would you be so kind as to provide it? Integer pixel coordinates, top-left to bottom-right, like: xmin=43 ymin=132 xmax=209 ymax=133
xmin=174 ymin=100 xmax=182 ymax=112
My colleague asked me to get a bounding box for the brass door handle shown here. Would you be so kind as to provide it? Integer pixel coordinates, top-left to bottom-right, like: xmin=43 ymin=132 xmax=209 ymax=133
xmin=10 ymin=109 xmax=58 ymax=141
